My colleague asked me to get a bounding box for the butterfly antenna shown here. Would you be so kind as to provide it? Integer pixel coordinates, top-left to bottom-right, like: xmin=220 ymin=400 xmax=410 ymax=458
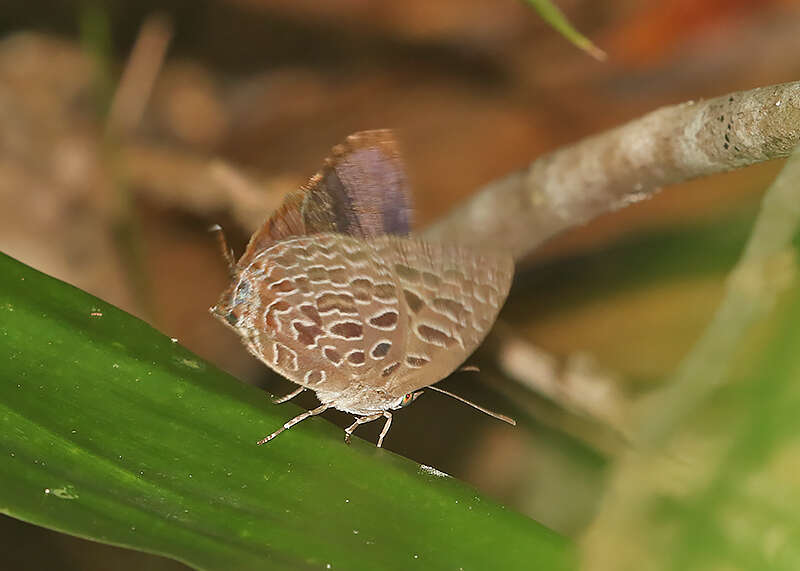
xmin=428 ymin=385 xmax=516 ymax=426
xmin=209 ymin=224 xmax=237 ymax=276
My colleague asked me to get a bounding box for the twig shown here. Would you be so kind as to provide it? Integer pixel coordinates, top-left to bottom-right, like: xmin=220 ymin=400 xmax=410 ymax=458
xmin=103 ymin=145 xmax=295 ymax=235
xmin=480 ymin=369 xmax=626 ymax=457
xmin=106 ymin=14 xmax=172 ymax=137
xmin=424 ymin=81 xmax=800 ymax=260
xmin=491 ymin=324 xmax=628 ymax=432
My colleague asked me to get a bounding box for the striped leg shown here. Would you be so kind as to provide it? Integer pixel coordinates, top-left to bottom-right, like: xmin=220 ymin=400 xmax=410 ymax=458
xmin=257 ymin=403 xmax=330 ymax=445
xmin=344 ymin=413 xmax=383 ymax=445
xmin=376 ymin=411 xmax=393 ymax=448
xmin=272 ymin=386 xmax=305 ymax=404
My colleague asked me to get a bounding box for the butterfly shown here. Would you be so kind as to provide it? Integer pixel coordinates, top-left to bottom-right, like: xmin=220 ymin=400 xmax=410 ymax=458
xmin=211 ymin=130 xmax=515 ymax=447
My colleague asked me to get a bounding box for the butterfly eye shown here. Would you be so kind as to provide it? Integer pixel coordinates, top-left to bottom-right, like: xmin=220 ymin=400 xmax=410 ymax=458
xmin=400 ymin=392 xmax=415 ymax=406
xmin=234 ymin=280 xmax=251 ymax=304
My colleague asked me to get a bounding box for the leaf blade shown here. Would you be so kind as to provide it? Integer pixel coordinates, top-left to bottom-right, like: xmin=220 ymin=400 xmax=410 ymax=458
xmin=522 ymin=0 xmax=606 ymax=60
xmin=0 ymin=252 xmax=572 ymax=571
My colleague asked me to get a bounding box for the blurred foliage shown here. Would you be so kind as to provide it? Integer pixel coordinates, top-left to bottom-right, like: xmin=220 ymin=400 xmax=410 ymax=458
xmin=78 ymin=2 xmax=114 ymax=115
xmin=582 ymin=149 xmax=800 ymax=570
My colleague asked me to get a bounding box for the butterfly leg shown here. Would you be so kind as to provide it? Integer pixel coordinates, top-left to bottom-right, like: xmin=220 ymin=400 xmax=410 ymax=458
xmin=376 ymin=411 xmax=393 ymax=448
xmin=344 ymin=413 xmax=383 ymax=445
xmin=272 ymin=386 xmax=305 ymax=404
xmin=257 ymin=403 xmax=330 ymax=445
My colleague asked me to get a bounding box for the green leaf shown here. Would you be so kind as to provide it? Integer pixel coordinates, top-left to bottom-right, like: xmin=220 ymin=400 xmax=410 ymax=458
xmin=522 ymin=0 xmax=606 ymax=60
xmin=0 ymin=252 xmax=573 ymax=570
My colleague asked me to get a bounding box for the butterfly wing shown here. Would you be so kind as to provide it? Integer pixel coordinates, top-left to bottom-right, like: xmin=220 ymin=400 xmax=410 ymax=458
xmin=216 ymin=233 xmax=513 ymax=401
xmin=221 ymin=234 xmax=405 ymax=395
xmin=304 ymin=129 xmax=412 ymax=239
xmin=372 ymin=235 xmax=515 ymax=395
xmin=237 ymin=130 xmax=412 ymax=269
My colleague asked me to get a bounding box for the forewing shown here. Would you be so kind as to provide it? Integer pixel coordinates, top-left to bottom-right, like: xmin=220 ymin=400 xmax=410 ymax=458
xmin=236 ymin=130 xmax=412 ymax=269
xmin=304 ymin=130 xmax=412 ymax=239
xmin=372 ymin=236 xmax=514 ymax=394
xmin=227 ymin=234 xmax=408 ymax=393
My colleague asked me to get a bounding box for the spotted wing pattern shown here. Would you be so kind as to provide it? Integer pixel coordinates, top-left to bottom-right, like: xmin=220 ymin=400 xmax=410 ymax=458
xmin=372 ymin=237 xmax=514 ymax=395
xmin=216 ymin=233 xmax=513 ymax=403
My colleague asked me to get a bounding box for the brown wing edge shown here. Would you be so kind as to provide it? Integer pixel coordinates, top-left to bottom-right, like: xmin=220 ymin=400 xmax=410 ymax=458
xmin=236 ymin=130 xmax=413 ymax=269
xmin=236 ymin=189 xmax=306 ymax=269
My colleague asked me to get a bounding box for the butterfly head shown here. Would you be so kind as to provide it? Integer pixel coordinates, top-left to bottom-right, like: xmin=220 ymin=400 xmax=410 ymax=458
xmin=210 ymin=276 xmax=255 ymax=330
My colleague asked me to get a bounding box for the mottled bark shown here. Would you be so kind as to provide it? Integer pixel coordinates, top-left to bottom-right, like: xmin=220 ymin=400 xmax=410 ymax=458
xmin=424 ymin=81 xmax=800 ymax=260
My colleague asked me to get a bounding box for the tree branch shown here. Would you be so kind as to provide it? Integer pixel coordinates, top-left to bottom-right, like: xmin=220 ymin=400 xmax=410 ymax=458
xmin=423 ymin=81 xmax=800 ymax=260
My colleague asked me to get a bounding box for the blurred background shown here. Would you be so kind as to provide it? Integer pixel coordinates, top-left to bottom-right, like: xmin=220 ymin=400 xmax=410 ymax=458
xmin=2 ymin=1 xmax=799 ymax=568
